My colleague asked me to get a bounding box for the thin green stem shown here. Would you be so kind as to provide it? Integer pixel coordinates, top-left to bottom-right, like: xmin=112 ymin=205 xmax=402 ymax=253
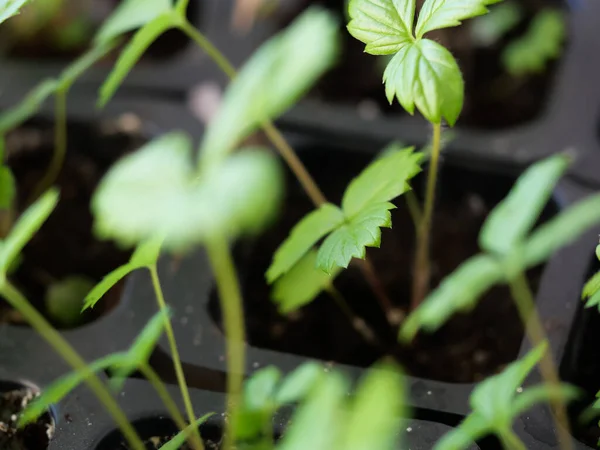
xmin=0 ymin=281 xmax=145 ymax=450
xmin=29 ymin=88 xmax=68 ymax=204
xmin=138 ymin=362 xmax=191 ymax=437
xmin=499 ymin=429 xmax=527 ymax=450
xmin=411 ymin=122 xmax=442 ymax=310
xmin=176 ymin=0 xmax=190 ymax=16
xmin=179 ymin=20 xmax=236 ymax=78
xmin=206 ymin=235 xmax=245 ymax=450
xmin=405 ymin=189 xmax=422 ymax=233
xmin=508 ymin=272 xmax=573 ymax=450
xmin=149 ymin=265 xmax=204 ymax=450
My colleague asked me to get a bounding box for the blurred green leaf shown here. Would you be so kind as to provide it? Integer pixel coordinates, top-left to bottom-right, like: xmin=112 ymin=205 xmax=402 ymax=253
xmin=275 ymin=362 xmax=323 ymax=405
xmin=45 ymin=275 xmax=95 ymax=327
xmin=0 ymin=188 xmax=59 ymax=275
xmin=200 ymin=7 xmax=339 ymax=167
xmin=99 ymin=13 xmax=178 ymax=107
xmin=272 ymin=249 xmax=341 ymax=313
xmin=160 ymin=413 xmax=215 ymax=450
xmin=0 ymin=0 xmax=29 ymax=24
xmin=479 ymin=154 xmax=569 ymax=256
xmin=245 ymin=366 xmax=281 ymax=411
xmin=583 ymin=270 xmax=600 ymax=311
xmin=266 ymin=204 xmax=344 ymax=283
xmin=434 ymin=414 xmax=488 ymax=450
xmin=470 ymin=2 xmax=522 ymax=47
xmin=0 ymin=166 xmax=16 ymax=210
xmin=95 ymin=0 xmax=173 ymax=44
xmin=0 ymin=79 xmax=58 ymax=134
xmin=502 ymin=9 xmax=566 ymax=77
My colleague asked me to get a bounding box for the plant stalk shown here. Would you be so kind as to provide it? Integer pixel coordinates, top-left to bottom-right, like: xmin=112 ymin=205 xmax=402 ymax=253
xmin=206 ymin=235 xmax=245 ymax=450
xmin=0 ymin=281 xmax=145 ymax=450
xmin=179 ymin=20 xmax=236 ymax=78
xmin=499 ymin=429 xmax=527 ymax=450
xmin=29 ymin=89 xmax=68 ymax=204
xmin=405 ymin=189 xmax=422 ymax=233
xmin=411 ymin=122 xmax=442 ymax=310
xmin=508 ymin=272 xmax=573 ymax=450
xmin=149 ymin=265 xmax=204 ymax=450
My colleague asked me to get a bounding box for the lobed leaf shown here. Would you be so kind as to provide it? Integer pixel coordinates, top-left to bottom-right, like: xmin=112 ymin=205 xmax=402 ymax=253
xmin=416 ymin=0 xmax=501 ymax=38
xmin=502 ymin=9 xmax=565 ymax=77
xmin=0 ymin=0 xmax=28 ymax=24
xmin=266 ymin=204 xmax=344 ymax=283
xmin=0 ymin=188 xmax=59 ymax=275
xmin=383 ymin=39 xmax=463 ymax=125
xmin=341 ymin=146 xmax=422 ymax=218
xmin=316 ymin=202 xmax=394 ymax=274
xmin=199 ymin=7 xmax=339 ymax=167
xmin=524 ymin=193 xmax=600 ymax=269
xmin=160 ymin=413 xmax=214 ymax=450
xmin=400 ymin=254 xmax=504 ymax=341
xmin=95 ymin=0 xmax=173 ymax=44
xmin=82 ymin=264 xmax=133 ymax=311
xmin=0 ymin=79 xmax=58 ymax=134
xmin=272 ymin=249 xmax=341 ymax=313
xmin=99 ymin=13 xmax=178 ymax=107
xmin=479 ymin=154 xmax=569 ymax=256
xmin=347 ymin=0 xmax=415 ymax=55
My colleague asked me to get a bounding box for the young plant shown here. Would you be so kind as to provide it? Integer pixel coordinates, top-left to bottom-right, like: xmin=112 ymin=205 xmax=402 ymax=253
xmin=435 ymin=343 xmax=579 ymax=450
xmin=347 ymin=0 xmax=498 ymax=307
xmin=400 ymin=153 xmax=600 ymax=450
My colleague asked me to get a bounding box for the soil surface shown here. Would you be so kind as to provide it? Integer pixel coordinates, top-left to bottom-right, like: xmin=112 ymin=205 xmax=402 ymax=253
xmin=274 ymin=0 xmax=565 ymax=129
xmin=210 ymin=147 xmax=554 ymax=383
xmin=0 ymin=384 xmax=54 ymax=450
xmin=0 ymin=117 xmax=145 ymax=328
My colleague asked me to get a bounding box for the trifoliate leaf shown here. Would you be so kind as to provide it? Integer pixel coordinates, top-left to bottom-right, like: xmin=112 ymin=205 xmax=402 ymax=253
xmin=316 ymin=202 xmax=394 ymax=274
xmin=266 ymin=204 xmax=344 ymax=283
xmin=0 ymin=0 xmax=28 ymax=24
xmin=415 ymin=0 xmax=501 ymax=38
xmin=0 ymin=188 xmax=59 ymax=275
xmin=383 ymin=39 xmax=463 ymax=125
xmin=342 ymin=146 xmax=422 ymax=218
xmin=470 ymin=2 xmax=523 ymax=47
xmin=99 ymin=13 xmax=179 ymax=107
xmin=93 ymin=133 xmax=283 ymax=250
xmin=0 ymin=79 xmax=58 ymax=134
xmin=272 ymin=249 xmax=341 ymax=313
xmin=502 ymin=9 xmax=566 ymax=77
xmin=524 ymin=194 xmax=600 ymax=269
xmin=199 ymin=7 xmax=339 ymax=167
xmin=160 ymin=413 xmax=214 ymax=450
xmin=95 ymin=0 xmax=173 ymax=44
xmin=400 ymin=254 xmax=504 ymax=341
xmin=45 ymin=276 xmax=95 ymax=327
xmin=479 ymin=154 xmax=569 ymax=257
xmin=346 ymin=0 xmax=415 ymax=55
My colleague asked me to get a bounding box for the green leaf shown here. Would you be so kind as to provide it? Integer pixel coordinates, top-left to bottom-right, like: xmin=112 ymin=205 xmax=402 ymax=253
xmin=45 ymin=276 xmax=95 ymax=327
xmin=415 ymin=0 xmax=501 ymax=38
xmin=524 ymin=193 xmax=600 ymax=269
xmin=346 ymin=0 xmax=415 ymax=55
xmin=470 ymin=2 xmax=523 ymax=47
xmin=99 ymin=13 xmax=178 ymax=107
xmin=58 ymin=39 xmax=119 ymax=91
xmin=277 ymin=372 xmax=347 ymax=450
xmin=244 ymin=366 xmax=281 ymax=411
xmin=0 ymin=0 xmax=28 ymax=24
xmin=93 ymin=133 xmax=283 ymax=250
xmin=160 ymin=413 xmax=215 ymax=450
xmin=0 ymin=188 xmax=59 ymax=274
xmin=339 ymin=363 xmax=406 ymax=450
xmin=479 ymin=154 xmax=569 ymax=256
xmin=130 ymin=236 xmax=163 ymax=268
xmin=199 ymin=7 xmax=339 ymax=167
xmin=0 ymin=166 xmax=16 ymax=210
xmin=400 ymin=254 xmax=504 ymax=341
xmin=275 ymin=362 xmax=323 ymax=406
xmin=95 ymin=0 xmax=173 ymax=44
xmin=341 ymin=146 xmax=422 ymax=218
xmin=512 ymin=384 xmax=579 ymax=418
xmin=433 ymin=414 xmax=489 ymax=450
xmin=585 ymin=289 xmax=600 ymax=311
xmin=272 ymin=249 xmax=341 ymax=313
xmin=502 ymin=9 xmax=565 ymax=77
xmin=582 ymin=271 xmax=600 ymax=302
xmin=316 ymin=202 xmax=394 ymax=274
xmin=0 ymin=79 xmax=58 ymax=134
xmin=18 ymin=353 xmax=124 ymax=427
xmin=266 ymin=204 xmax=344 ymax=283
xmin=109 ymin=308 xmax=170 ymax=390
xmin=383 ymin=39 xmax=463 ymax=125
xmin=82 ymin=264 xmax=133 ymax=311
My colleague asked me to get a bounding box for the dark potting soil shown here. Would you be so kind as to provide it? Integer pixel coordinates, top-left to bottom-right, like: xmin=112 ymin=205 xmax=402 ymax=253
xmin=0 ymin=0 xmax=199 ymax=61
xmin=273 ymin=0 xmax=565 ymax=130
xmin=0 ymin=383 xmax=54 ymax=450
xmin=0 ymin=116 xmax=146 ymax=328
xmin=209 ymin=147 xmax=555 ymax=383
xmin=561 ymin=256 xmax=600 ymax=447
